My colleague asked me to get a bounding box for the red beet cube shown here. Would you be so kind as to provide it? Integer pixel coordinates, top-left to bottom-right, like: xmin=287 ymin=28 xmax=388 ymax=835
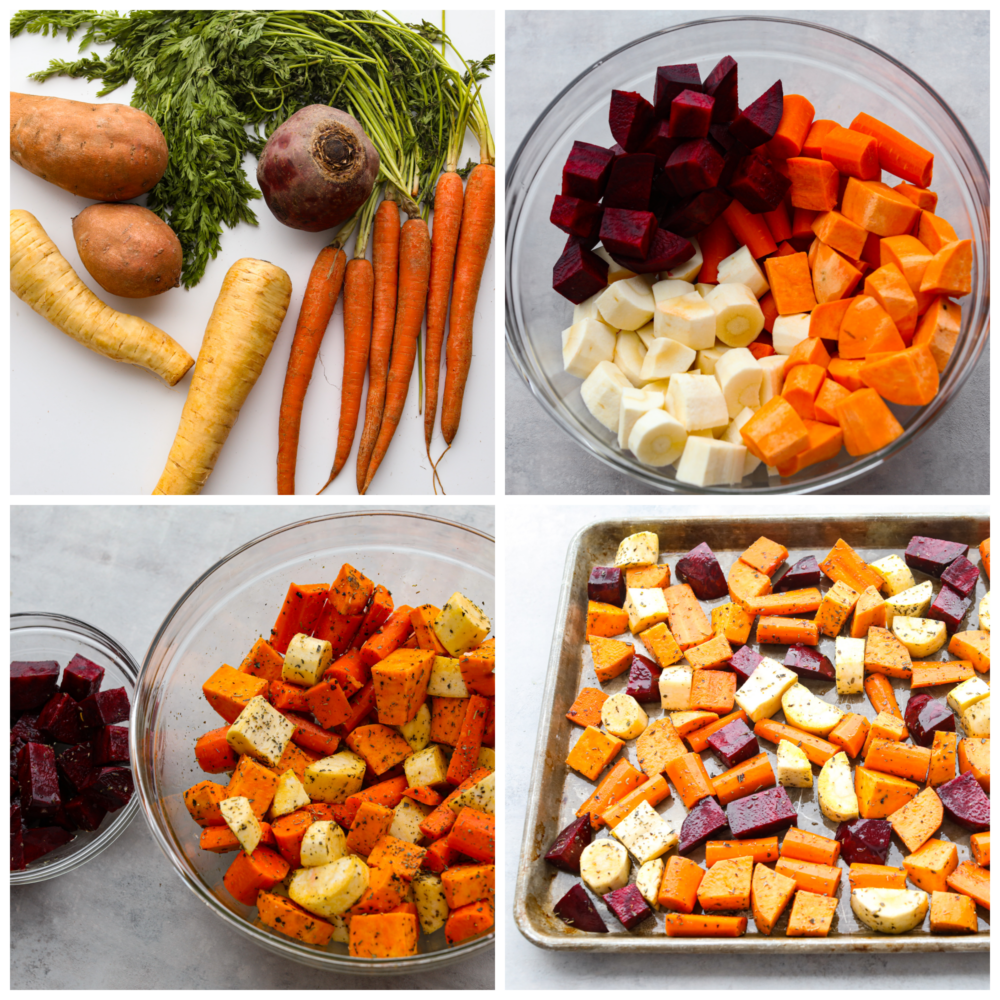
xmin=553 ymin=243 xmax=609 ymax=304
xmin=783 ymin=644 xmax=835 ymax=682
xmin=553 ymin=883 xmax=608 ymax=933
xmin=704 ymin=55 xmax=739 ymax=123
xmin=56 ymin=742 xmax=99 ymax=792
xmin=17 ymin=742 xmax=61 ymax=820
xmin=37 ymin=692 xmax=91 ymax=745
xmin=653 ymin=63 xmax=702 ymax=118
xmin=562 ymin=140 xmax=615 ymax=202
xmin=609 ymin=89 xmax=654 ymax=153
xmin=602 ymin=153 xmax=656 ymax=211
xmin=903 ymin=693 xmax=955 ymax=747
xmin=835 ymin=818 xmax=892 ymax=865
xmin=599 ymin=208 xmax=657 ymax=259
xmin=22 ymin=826 xmax=75 ymax=864
xmin=605 ymin=228 xmax=693 ymax=275
xmin=773 ymin=555 xmax=821 ymax=592
xmin=623 ymin=653 xmax=661 ymax=703
xmin=665 ymin=139 xmax=725 ymax=197
xmin=91 ymin=766 xmax=134 ymax=810
xmin=588 ymin=567 xmax=627 ymax=606
xmin=640 ymin=119 xmax=682 ymax=166
xmin=726 ymin=151 xmax=791 ymax=213
xmin=94 ymin=725 xmax=130 ymax=765
xmin=603 ymin=882 xmax=653 ymax=930
xmin=669 ymin=89 xmax=715 ymax=138
xmin=11 ymin=801 xmax=25 ymax=872
xmin=729 ymin=80 xmax=784 ymax=148
xmin=940 ymin=555 xmax=980 ymax=598
xmin=79 ymin=686 xmax=130 ymax=727
xmin=544 ymin=815 xmax=593 ymax=873
xmin=936 ymin=769 xmax=990 ymax=832
xmin=904 ymin=536 xmax=969 ymax=577
xmin=65 ymin=792 xmax=109 ymax=832
xmin=60 ymin=653 xmax=105 ymax=702
xmin=727 ymin=644 xmax=763 ymax=682
xmin=11 ymin=712 xmax=48 ymax=746
xmin=11 ymin=660 xmax=60 ymax=711
xmin=927 ymin=584 xmax=972 ymax=633
xmin=678 ymin=795 xmax=728 ymax=853
xmin=726 ymin=786 xmax=796 ymax=838
xmin=550 ymin=194 xmax=603 ymax=238
xmin=662 ymin=188 xmax=733 ymax=237
xmin=675 ymin=541 xmax=728 ymax=599
xmin=706 ymin=718 xmax=759 ymax=768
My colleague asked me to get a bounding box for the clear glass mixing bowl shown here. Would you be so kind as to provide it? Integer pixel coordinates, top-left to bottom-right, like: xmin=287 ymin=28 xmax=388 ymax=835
xmin=10 ymin=613 xmax=141 ymax=884
xmin=506 ymin=15 xmax=989 ymax=493
xmin=132 ymin=511 xmax=495 ymax=973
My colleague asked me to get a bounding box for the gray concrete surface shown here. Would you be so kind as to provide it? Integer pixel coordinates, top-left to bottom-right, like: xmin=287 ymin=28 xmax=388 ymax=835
xmin=505 ymin=10 xmax=989 ymax=495
xmin=504 ymin=501 xmax=989 ymax=989
xmin=11 ymin=505 xmax=494 ymax=990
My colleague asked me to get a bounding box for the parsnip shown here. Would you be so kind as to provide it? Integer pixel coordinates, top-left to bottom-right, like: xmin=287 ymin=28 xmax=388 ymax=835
xmin=9 ymin=209 xmax=193 ymax=385
xmin=153 ymin=258 xmax=292 ymax=494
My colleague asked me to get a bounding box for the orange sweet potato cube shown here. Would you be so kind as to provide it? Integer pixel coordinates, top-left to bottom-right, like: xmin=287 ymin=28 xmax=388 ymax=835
xmin=227 ymin=755 xmax=278 ymax=818
xmin=371 ymin=648 xmax=434 ymax=725
xmin=740 ymin=536 xmax=789 ymax=577
xmin=588 ymin=635 xmax=634 ymax=682
xmin=203 ymin=665 xmax=269 ymax=724
xmin=566 ymin=726 xmax=624 ymax=781
xmin=566 ymin=687 xmax=609 ymax=728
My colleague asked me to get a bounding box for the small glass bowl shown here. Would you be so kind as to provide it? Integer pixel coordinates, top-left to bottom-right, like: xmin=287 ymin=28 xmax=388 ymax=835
xmin=10 ymin=613 xmax=141 ymax=884
xmin=132 ymin=510 xmax=495 ymax=973
xmin=506 ymin=15 xmax=990 ymax=493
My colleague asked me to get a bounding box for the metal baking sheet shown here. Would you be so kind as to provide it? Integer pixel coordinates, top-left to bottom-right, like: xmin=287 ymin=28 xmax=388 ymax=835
xmin=515 ymin=514 xmax=990 ymax=952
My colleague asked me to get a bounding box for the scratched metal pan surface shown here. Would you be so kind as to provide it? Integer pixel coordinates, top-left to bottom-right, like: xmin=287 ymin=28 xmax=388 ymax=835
xmin=515 ymin=514 xmax=990 ymax=953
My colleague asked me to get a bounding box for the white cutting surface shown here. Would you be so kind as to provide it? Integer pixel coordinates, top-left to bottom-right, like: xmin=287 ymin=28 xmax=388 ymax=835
xmin=10 ymin=10 xmax=495 ymax=496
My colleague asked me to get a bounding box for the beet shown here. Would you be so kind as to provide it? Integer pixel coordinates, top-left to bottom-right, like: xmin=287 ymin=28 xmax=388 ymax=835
xmin=729 ymin=80 xmax=784 ymax=148
xmin=605 ymin=228 xmax=694 ymax=275
xmin=674 ymin=542 xmax=728 ymax=600
xmin=65 ymin=792 xmax=108 ymax=832
xmin=715 ymin=137 xmax=752 ymax=191
xmin=562 ymin=140 xmax=615 ymax=202
xmin=588 ymin=566 xmax=627 ymax=606
xmin=661 ymin=188 xmax=732 ymax=237
xmin=17 ymin=742 xmax=61 ymax=820
xmin=704 ymin=55 xmax=739 ymax=123
xmin=706 ymin=718 xmax=759 ymax=768
xmin=10 ymin=660 xmax=60 ymax=711
xmin=936 ymin=770 xmax=990 ymax=832
xmin=553 ymin=243 xmax=609 ymax=303
xmin=11 ymin=712 xmax=47 ymax=746
xmin=726 ymin=786 xmax=796 ymax=838
xmin=726 ymin=152 xmax=791 ymax=213
xmin=727 ymin=645 xmax=763 ymax=682
xmin=550 ymin=194 xmax=603 ymax=237
xmin=678 ymin=795 xmax=728 ymax=853
xmin=60 ymin=653 xmax=105 ymax=702
xmin=257 ymin=105 xmax=379 ymax=232
xmin=940 ymin=555 xmax=980 ymax=598
xmin=927 ymin=584 xmax=972 ymax=633
xmin=904 ymin=536 xmax=969 ymax=577
xmin=835 ymin=818 xmax=892 ymax=865
xmin=79 ymin=686 xmax=130 ymax=728
xmin=22 ymin=826 xmax=74 ymax=864
xmin=603 ymin=882 xmax=653 ymax=929
xmin=624 ymin=653 xmax=662 ymax=703
xmin=602 ymin=153 xmax=656 ymax=211
xmin=669 ymin=90 xmax=714 ymax=139
xmin=904 ymin=693 xmax=955 ymax=747
xmin=653 ymin=64 xmax=702 ymax=118
xmin=554 ymin=883 xmax=609 ymax=932
xmin=37 ymin=692 xmax=90 ymax=745
xmin=665 ymin=139 xmax=725 ymax=197
xmin=56 ymin=742 xmax=99 ymax=792
xmin=609 ymin=90 xmax=654 ymax=153
xmin=649 ymin=168 xmax=681 ymax=217
xmin=563 ymin=231 xmax=600 ymax=255
xmin=545 ymin=815 xmax=593 ymax=873
xmin=773 ymin=555 xmax=821 ymax=592
xmin=599 ymin=208 xmax=657 ymax=258
xmin=90 ymin=766 xmax=135 ymax=810
xmin=783 ymin=644 xmax=835 ymax=682
xmin=11 ymin=801 xmax=25 ymax=872
xmin=640 ymin=120 xmax=682 ymax=167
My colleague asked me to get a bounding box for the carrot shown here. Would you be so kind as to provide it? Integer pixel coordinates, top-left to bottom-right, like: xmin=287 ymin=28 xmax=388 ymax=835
xmin=600 ymin=774 xmax=671 ymax=829
xmin=754 ymin=719 xmax=839 ymax=766
xmin=763 ymin=200 xmax=792 ymax=244
xmin=848 ymin=863 xmax=907 ymax=890
xmin=664 ymin=752 xmax=714 ymax=809
xmin=154 ymin=258 xmax=292 ymax=494
xmin=764 ymin=94 xmax=815 ymax=159
xmin=781 ymin=827 xmax=840 ymax=866
xmin=223 ymin=845 xmax=289 ymax=906
xmin=820 ymin=126 xmax=879 ymax=180
xmin=711 ymin=753 xmax=776 ymax=805
xmin=705 ymin=837 xmax=779 ymax=868
xmin=356 ymin=195 xmax=401 ymax=491
xmin=345 ymin=775 xmax=409 ymax=816
xmin=865 ymin=738 xmax=931 ymax=784
xmin=864 ymin=673 xmax=904 ymax=728
xmin=850 ymin=112 xmax=934 ymax=187
xmin=576 ymin=760 xmax=646 ymax=828
xmin=269 ymin=679 xmax=310 ymax=713
xmin=928 ymin=730 xmax=958 ymax=788
xmin=826 ymin=712 xmax=869 ymax=760
xmin=835 ymin=388 xmax=905 ymax=456
xmin=893 ymin=182 xmax=937 ymax=212
xmin=758 ymin=292 xmax=779 ymax=335
xmin=889 ymin=786 xmax=944 ymax=853
xmin=657 ymin=855 xmax=706 ymax=912
xmin=271 ymin=810 xmax=313 ymax=868
xmin=774 ymin=856 xmax=841 ymax=897
xmin=757 ymin=616 xmax=819 ymax=645
xmin=9 ymin=209 xmax=193 ymax=385
xmin=626 ymin=564 xmax=672 ymax=589
xmin=200 ymin=821 xmax=275 ymax=853
xmin=271 ymin=581 xmax=329 ymax=654
xmin=751 ymin=862 xmax=797 ymax=935
xmin=791 ymin=206 xmax=820 ymax=240
xmin=360 ymin=607 xmax=415 ymax=667
xmin=786 ymin=157 xmax=839 ymax=211
xmin=722 ymin=200 xmax=777 ymax=258
xmin=801 ymin=119 xmax=839 ymax=158
xmin=279 ymin=709 xmax=340 ymax=757
xmin=696 ymin=214 xmax=739 ymax=284
xmin=664 ymin=912 xmax=747 ymax=937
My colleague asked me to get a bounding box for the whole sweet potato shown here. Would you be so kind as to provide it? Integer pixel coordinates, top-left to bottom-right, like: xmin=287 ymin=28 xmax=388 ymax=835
xmin=10 ymin=92 xmax=168 ymax=202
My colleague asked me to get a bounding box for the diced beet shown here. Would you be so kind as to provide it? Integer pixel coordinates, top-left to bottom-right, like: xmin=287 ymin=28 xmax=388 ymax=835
xmin=10 ymin=737 xmax=24 ymax=779
xmin=589 ymin=567 xmax=627 ymax=606
xmin=609 ymin=142 xmax=627 ymax=161
xmin=715 ymin=137 xmax=751 ymax=191
xmin=603 ymin=882 xmax=653 ymax=930
xmin=605 ymin=228 xmax=694 ymax=275
xmin=65 ymin=792 xmax=109 ymax=832
xmin=599 ymin=208 xmax=657 ymax=258
xmin=675 ymin=542 xmax=728 ymax=600
xmin=706 ymin=718 xmax=759 ymax=768
xmin=653 ymin=63 xmax=702 ymax=118
xmin=553 ymin=883 xmax=608 ymax=933
xmin=783 ymin=644 xmax=835 ymax=682
xmin=49 ymin=799 xmax=80 ymax=833
xmin=624 ymin=653 xmax=661 ymax=703
xmin=708 ymin=123 xmax=742 ymax=153
xmin=903 ymin=693 xmax=955 ymax=748
xmin=664 ymin=139 xmax=725 ymax=197
xmin=609 ymin=90 xmax=654 ymax=153
xmin=704 ymin=55 xmax=738 ymax=123
xmin=640 ymin=120 xmax=682 ymax=167
xmin=904 ymin=536 xmax=969 ymax=577
xmin=562 ymin=141 xmax=615 ymax=202
xmin=10 ymin=660 xmax=60 ymax=711
xmin=729 ymin=80 xmax=784 ymax=148
xmin=649 ymin=168 xmax=681 ymax=218
xmin=726 ymin=786 xmax=796 ymax=838
xmin=926 ymin=584 xmax=972 ymax=633
xmin=773 ymin=555 xmax=821 ymax=592
xmin=678 ymin=795 xmax=728 ymax=853
xmin=11 ymin=801 xmax=25 ymax=872
xmin=17 ymin=742 xmax=61 ymax=820
xmin=669 ymin=89 xmax=714 ymax=139
xmin=602 ymin=153 xmax=656 ymax=211
xmin=93 ymin=725 xmax=130 ymax=765
xmin=727 ymin=645 xmax=763 ymax=682
xmin=661 ymin=188 xmax=732 ymax=237
xmin=553 ymin=243 xmax=609 ymax=304
xmin=22 ymin=826 xmax=75 ymax=865
xmin=91 ymin=766 xmax=135 ymax=810
xmin=60 ymin=653 xmax=105 ymax=702
xmin=11 ymin=712 xmax=48 ymax=747
xmin=544 ymin=815 xmax=593 ymax=873
xmin=835 ymin=818 xmax=892 ymax=865
xmin=37 ymin=692 xmax=90 ymax=744
xmin=940 ymin=555 xmax=980 ymax=598
xmin=79 ymin=686 xmax=130 ymax=728
xmin=726 ymin=151 xmax=791 ymax=213
xmin=550 ymin=194 xmax=603 ymax=238
xmin=564 ymin=231 xmax=599 ymax=254
xmin=56 ymin=743 xmax=99 ymax=792
xmin=936 ymin=769 xmax=990 ymax=832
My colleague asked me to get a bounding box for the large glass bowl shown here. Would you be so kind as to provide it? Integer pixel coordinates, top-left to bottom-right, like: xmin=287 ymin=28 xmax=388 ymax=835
xmin=132 ymin=511 xmax=494 ymax=973
xmin=10 ymin=613 xmax=141 ymax=884
xmin=506 ymin=15 xmax=990 ymax=493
